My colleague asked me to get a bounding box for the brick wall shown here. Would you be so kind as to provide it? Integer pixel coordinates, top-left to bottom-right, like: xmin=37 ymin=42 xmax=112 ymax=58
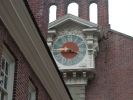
xmin=0 ymin=20 xmax=51 ymax=100
xmin=27 ymin=0 xmax=49 ymax=38
xmin=86 ymin=31 xmax=133 ymax=100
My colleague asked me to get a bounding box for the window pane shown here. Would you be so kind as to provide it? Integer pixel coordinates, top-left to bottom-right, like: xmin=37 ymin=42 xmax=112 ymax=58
xmin=5 ymin=62 xmax=8 ymax=75
xmin=4 ymin=76 xmax=8 ymax=89
xmin=1 ymin=58 xmax=5 ymax=70
xmin=0 ymin=72 xmax=4 ymax=86
xmin=0 ymin=92 xmax=5 ymax=100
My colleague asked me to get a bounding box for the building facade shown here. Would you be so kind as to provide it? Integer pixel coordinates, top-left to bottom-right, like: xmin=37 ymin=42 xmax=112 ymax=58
xmin=0 ymin=0 xmax=133 ymax=100
xmin=28 ymin=0 xmax=133 ymax=99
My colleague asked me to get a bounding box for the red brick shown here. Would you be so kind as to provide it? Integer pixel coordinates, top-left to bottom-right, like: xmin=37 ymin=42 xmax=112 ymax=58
xmin=86 ymin=32 xmax=133 ymax=100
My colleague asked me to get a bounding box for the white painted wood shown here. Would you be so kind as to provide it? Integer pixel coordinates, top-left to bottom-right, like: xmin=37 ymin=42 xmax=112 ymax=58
xmin=0 ymin=46 xmax=15 ymax=100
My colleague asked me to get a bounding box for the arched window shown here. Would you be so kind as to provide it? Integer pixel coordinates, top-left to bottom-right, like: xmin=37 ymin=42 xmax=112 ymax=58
xmin=67 ymin=3 xmax=79 ymax=16
xmin=90 ymin=3 xmax=97 ymax=23
xmin=49 ymin=5 xmax=57 ymax=23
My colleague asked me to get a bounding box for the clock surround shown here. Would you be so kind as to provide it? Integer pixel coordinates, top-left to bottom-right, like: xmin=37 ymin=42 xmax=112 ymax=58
xmin=48 ymin=14 xmax=100 ymax=100
xmin=52 ymin=34 xmax=87 ymax=66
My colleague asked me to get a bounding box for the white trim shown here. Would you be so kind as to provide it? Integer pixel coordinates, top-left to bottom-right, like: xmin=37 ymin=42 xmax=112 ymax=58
xmin=0 ymin=1 xmax=71 ymax=100
xmin=8 ymin=63 xmax=15 ymax=100
xmin=48 ymin=14 xmax=98 ymax=29
xmin=1 ymin=46 xmax=15 ymax=100
xmin=28 ymin=81 xmax=36 ymax=100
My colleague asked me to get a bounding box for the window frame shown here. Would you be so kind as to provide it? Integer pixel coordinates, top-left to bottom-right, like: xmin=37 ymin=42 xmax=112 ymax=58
xmin=0 ymin=46 xmax=15 ymax=100
xmin=28 ymin=81 xmax=36 ymax=100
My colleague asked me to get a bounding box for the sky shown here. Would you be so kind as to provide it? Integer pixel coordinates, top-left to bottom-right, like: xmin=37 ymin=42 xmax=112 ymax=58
xmin=109 ymin=0 xmax=133 ymax=37
xmin=49 ymin=0 xmax=133 ymax=37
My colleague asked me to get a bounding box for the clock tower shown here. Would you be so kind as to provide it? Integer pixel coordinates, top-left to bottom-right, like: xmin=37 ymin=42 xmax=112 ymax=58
xmin=47 ymin=14 xmax=99 ymax=100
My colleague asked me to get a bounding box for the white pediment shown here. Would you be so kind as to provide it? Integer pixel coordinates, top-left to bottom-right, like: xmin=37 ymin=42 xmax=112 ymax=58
xmin=48 ymin=14 xmax=97 ymax=29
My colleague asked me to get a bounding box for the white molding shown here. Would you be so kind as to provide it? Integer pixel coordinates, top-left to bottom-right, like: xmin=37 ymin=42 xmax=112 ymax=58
xmin=48 ymin=14 xmax=97 ymax=29
xmin=0 ymin=1 xmax=71 ymax=100
xmin=2 ymin=46 xmax=15 ymax=100
xmin=28 ymin=81 xmax=36 ymax=100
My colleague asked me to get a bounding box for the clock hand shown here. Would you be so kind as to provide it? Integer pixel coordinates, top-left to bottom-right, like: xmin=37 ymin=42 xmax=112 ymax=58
xmin=53 ymin=47 xmax=69 ymax=52
xmin=66 ymin=48 xmax=78 ymax=54
xmin=71 ymin=50 xmax=79 ymax=54
xmin=53 ymin=47 xmax=79 ymax=54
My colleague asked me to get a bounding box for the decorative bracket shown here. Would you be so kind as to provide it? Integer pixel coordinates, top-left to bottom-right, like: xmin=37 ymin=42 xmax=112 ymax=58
xmin=47 ymin=30 xmax=56 ymax=49
xmin=61 ymin=70 xmax=95 ymax=100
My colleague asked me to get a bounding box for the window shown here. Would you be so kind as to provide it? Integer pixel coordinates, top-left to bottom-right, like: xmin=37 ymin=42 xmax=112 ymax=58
xmin=90 ymin=3 xmax=98 ymax=23
xmin=49 ymin=5 xmax=57 ymax=23
xmin=67 ymin=3 xmax=79 ymax=16
xmin=0 ymin=46 xmax=15 ymax=100
xmin=28 ymin=81 xmax=36 ymax=100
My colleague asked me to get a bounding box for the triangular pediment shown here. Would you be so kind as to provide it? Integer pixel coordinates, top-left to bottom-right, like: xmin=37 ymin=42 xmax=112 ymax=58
xmin=48 ymin=14 xmax=97 ymax=29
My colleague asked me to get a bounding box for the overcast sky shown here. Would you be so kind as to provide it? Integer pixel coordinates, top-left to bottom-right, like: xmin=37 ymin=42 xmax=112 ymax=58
xmin=109 ymin=0 xmax=133 ymax=37
xmin=49 ymin=0 xmax=133 ymax=37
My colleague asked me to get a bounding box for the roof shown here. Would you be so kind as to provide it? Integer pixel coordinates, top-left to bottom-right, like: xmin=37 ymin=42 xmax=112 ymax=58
xmin=110 ymin=29 xmax=133 ymax=40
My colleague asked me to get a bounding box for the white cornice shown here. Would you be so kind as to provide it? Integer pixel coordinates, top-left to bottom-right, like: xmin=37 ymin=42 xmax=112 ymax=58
xmin=48 ymin=14 xmax=98 ymax=29
xmin=0 ymin=0 xmax=71 ymax=100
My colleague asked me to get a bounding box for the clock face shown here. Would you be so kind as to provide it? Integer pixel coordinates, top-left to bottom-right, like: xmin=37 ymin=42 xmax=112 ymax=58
xmin=52 ymin=34 xmax=87 ymax=66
